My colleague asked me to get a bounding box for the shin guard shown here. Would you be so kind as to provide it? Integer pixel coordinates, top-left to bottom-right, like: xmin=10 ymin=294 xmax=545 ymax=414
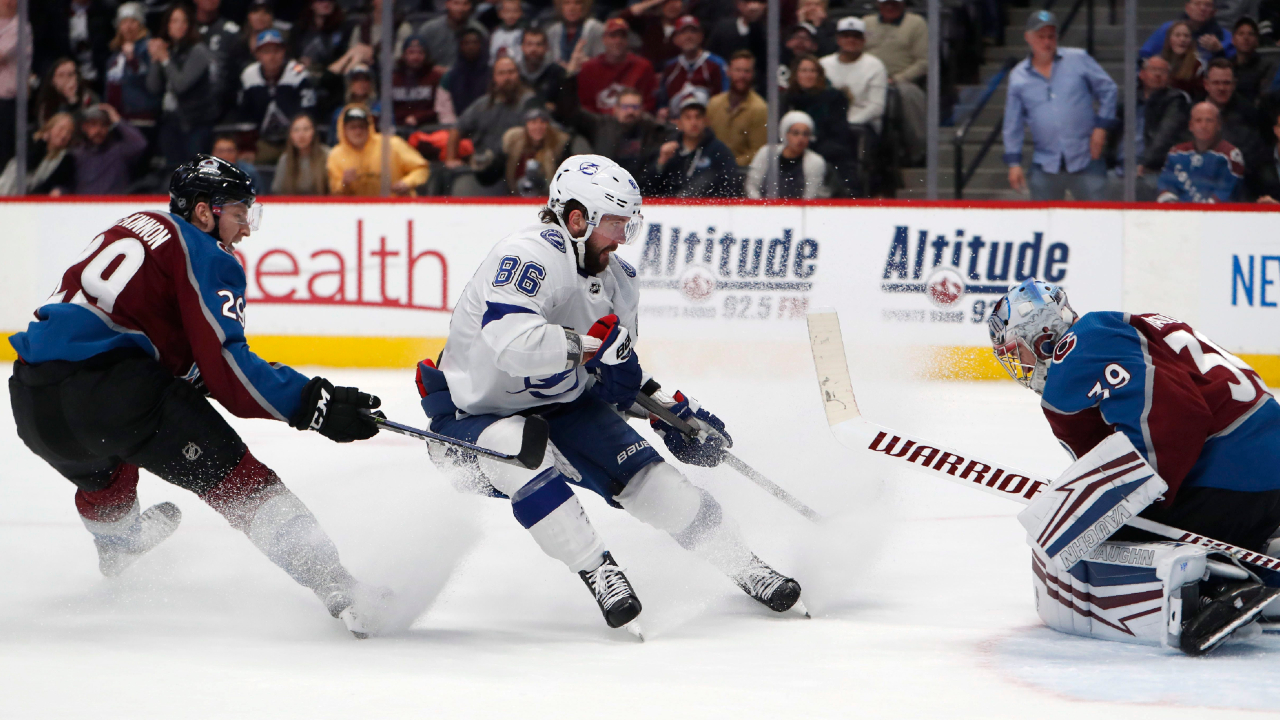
xmin=511 ymin=469 xmax=606 ymax=573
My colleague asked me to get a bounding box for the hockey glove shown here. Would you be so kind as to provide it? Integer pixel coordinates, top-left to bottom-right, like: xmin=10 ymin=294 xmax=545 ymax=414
xmin=650 ymin=391 xmax=732 ymax=467
xmin=584 ymin=314 xmax=642 ymax=410
xmin=291 ymin=377 xmax=383 ymax=443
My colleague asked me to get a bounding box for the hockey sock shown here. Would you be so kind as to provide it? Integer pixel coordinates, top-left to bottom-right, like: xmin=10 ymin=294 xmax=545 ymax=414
xmin=201 ymin=451 xmax=354 ymax=596
xmin=75 ymin=464 xmax=140 ymax=525
xmin=511 ymin=469 xmax=606 ymax=574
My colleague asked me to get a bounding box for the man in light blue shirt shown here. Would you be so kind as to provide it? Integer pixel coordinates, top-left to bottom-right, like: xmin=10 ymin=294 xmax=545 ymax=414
xmin=1003 ymin=11 xmax=1118 ymax=200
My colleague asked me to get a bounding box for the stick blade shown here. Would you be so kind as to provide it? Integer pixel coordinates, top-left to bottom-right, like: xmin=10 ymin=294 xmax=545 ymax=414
xmin=806 ymin=309 xmax=861 ymax=426
xmin=518 ymin=415 xmax=550 ymax=469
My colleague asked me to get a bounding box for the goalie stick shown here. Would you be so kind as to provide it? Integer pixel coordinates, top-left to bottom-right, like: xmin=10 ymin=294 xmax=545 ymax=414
xmin=368 ymin=412 xmax=550 ymax=470
xmin=805 ymin=309 xmax=1280 ymax=582
xmin=635 ymin=383 xmax=823 ymax=523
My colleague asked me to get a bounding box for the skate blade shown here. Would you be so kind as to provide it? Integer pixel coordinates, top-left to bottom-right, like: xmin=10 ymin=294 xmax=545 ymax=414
xmin=624 ymin=621 xmax=645 ymax=642
xmin=792 ymin=599 xmax=812 ymax=619
xmin=1188 ymin=589 xmax=1280 ymax=656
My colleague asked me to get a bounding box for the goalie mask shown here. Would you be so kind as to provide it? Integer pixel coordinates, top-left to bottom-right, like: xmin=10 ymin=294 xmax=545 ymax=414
xmin=988 ymin=279 xmax=1077 ymax=394
xmin=546 ymin=154 xmax=643 ymax=271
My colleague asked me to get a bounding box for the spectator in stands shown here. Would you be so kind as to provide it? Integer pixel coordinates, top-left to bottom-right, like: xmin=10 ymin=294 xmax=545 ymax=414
xmin=446 ymin=56 xmax=537 ymax=194
xmin=211 ymin=133 xmax=265 ymax=190
xmin=0 ymin=112 xmax=76 ymax=196
xmin=1255 ymin=109 xmax=1279 ymax=202
xmin=392 ymin=36 xmax=452 ymax=131
xmin=244 ymin=1 xmax=292 ymax=55
xmin=657 ymin=16 xmax=728 ymax=113
xmin=1004 ymin=11 xmax=1116 ymax=201
xmin=328 ymin=62 xmax=382 ymax=140
xmin=577 ymin=18 xmax=657 ymax=115
xmin=35 ymin=58 xmax=100 ymax=128
xmin=31 ymin=0 xmax=113 ymax=94
xmin=71 ymin=103 xmax=148 ymax=195
xmin=346 ymin=0 xmax=404 ymax=62
xmin=442 ymin=27 xmax=490 ymax=116
xmin=1231 ymin=18 xmax=1277 ymax=102
xmin=621 ymin=0 xmax=686 ymax=69
xmin=782 ymin=54 xmax=857 ymax=195
xmin=554 ymin=85 xmax=666 ymax=180
xmin=548 ymin=0 xmax=606 ymax=69
xmin=518 ymin=28 xmax=568 ymax=113
xmin=0 ymin=0 xmax=31 ymax=170
xmin=1141 ymin=0 xmax=1234 ymax=63
xmin=194 ymin=0 xmax=246 ymax=99
xmin=148 ymin=3 xmax=220 ymax=169
xmin=1158 ymin=101 xmax=1244 ymax=202
xmin=328 ymin=104 xmax=429 ymax=195
xmin=795 ymin=0 xmax=837 ymax=57
xmin=1261 ymin=1 xmax=1280 ymax=46
xmin=1162 ymin=20 xmax=1208 ymax=97
xmin=1204 ymin=58 xmax=1267 ymax=170
xmin=707 ymin=0 xmax=767 ymax=92
xmin=1214 ymin=0 xmax=1256 ymax=31
xmin=273 ymin=113 xmax=329 ymax=194
xmin=503 ymin=107 xmax=572 ymax=196
xmin=1116 ymin=56 xmax=1191 ymax=199
xmin=820 ymin=18 xmax=887 ymax=132
xmin=418 ymin=0 xmax=487 ymax=69
xmin=238 ymin=29 xmax=315 ymax=163
xmin=645 ymin=88 xmax=739 ymax=197
xmin=292 ymin=0 xmax=352 ymax=70
xmin=864 ymin=0 xmax=927 ymax=166
xmin=706 ymin=50 xmax=766 ymax=166
xmin=490 ymin=0 xmax=526 ymax=64
xmin=745 ymin=110 xmax=830 ymax=199
xmin=105 ymin=3 xmax=162 ymax=127
xmin=781 ymin=25 xmax=820 ymax=84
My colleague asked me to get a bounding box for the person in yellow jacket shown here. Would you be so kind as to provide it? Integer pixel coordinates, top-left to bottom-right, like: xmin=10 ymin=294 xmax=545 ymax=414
xmin=327 ymin=105 xmax=430 ymax=196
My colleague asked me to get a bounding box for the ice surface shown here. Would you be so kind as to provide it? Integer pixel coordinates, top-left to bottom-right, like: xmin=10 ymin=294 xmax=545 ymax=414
xmin=2 ymin=358 xmax=1277 ymax=719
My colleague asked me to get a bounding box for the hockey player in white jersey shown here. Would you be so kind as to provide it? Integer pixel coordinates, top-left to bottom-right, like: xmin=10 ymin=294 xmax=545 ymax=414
xmin=414 ymin=155 xmax=802 ymax=632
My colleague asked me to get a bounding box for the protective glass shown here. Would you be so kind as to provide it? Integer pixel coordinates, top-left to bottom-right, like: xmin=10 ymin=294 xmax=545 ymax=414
xmin=993 ymin=337 xmax=1038 ymax=390
xmin=216 ymin=200 xmax=262 ymax=232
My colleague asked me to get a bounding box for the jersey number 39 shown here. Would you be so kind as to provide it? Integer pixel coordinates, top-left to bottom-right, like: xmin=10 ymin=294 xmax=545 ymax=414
xmin=493 ymin=255 xmax=546 ymax=297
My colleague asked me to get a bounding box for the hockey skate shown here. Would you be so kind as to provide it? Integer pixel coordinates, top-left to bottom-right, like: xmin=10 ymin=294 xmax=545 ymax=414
xmin=324 ymin=584 xmax=394 ymax=640
xmin=92 ymin=502 xmax=182 ymax=577
xmin=1180 ymin=580 xmax=1280 ymax=656
xmin=579 ymin=552 xmax=643 ymax=638
xmin=732 ymin=555 xmax=805 ymax=616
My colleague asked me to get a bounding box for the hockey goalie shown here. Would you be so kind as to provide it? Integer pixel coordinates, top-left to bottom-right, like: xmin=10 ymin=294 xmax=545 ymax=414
xmin=988 ymin=279 xmax=1280 ymax=655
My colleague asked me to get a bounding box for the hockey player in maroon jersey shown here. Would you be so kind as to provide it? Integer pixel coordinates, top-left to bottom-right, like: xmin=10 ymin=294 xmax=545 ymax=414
xmin=8 ymin=155 xmax=385 ymax=637
xmin=989 ymin=279 xmax=1280 ymax=653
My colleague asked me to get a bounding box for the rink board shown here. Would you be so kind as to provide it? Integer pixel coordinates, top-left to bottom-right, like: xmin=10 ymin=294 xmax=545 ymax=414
xmin=0 ymin=199 xmax=1277 ymax=382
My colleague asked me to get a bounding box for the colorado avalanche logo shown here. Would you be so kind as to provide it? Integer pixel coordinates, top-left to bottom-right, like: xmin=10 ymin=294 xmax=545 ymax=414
xmin=579 ymin=161 xmax=600 ymax=175
xmin=679 ymin=266 xmax=715 ymax=302
xmin=1052 ymin=333 xmax=1077 ymax=363
xmin=540 ymin=228 xmax=566 ymax=252
xmin=925 ymin=268 xmax=964 ymax=308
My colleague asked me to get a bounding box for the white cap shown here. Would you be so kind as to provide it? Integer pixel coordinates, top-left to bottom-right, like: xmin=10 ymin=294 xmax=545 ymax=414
xmin=116 ymin=1 xmax=146 ymax=26
xmin=835 ymin=16 xmax=866 ymax=34
xmin=778 ymin=110 xmax=815 ymax=142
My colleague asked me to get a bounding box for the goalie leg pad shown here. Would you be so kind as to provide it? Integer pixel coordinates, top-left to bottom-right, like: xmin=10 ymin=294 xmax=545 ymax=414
xmin=1032 ymin=541 xmax=1207 ymax=647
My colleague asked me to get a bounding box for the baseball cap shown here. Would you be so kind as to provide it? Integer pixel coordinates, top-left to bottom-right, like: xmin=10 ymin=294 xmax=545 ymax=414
xmin=343 ymin=106 xmax=371 ymax=124
xmin=523 ymin=107 xmax=551 ymax=123
xmin=256 ymin=29 xmax=285 ymax=48
xmin=604 ymin=17 xmax=629 ymax=35
xmin=347 ymin=62 xmax=373 ymax=79
xmin=248 ymin=0 xmax=274 ymax=9
xmin=673 ymin=15 xmax=701 ymax=33
xmin=1025 ymin=10 xmax=1057 ymax=32
xmin=835 ymin=16 xmax=866 ymax=34
xmin=673 ymin=85 xmax=709 ymax=113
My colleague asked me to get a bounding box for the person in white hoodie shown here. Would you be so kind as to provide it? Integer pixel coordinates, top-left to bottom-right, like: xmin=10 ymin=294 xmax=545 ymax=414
xmin=746 ymin=110 xmax=831 ymax=198
xmin=819 ymin=16 xmax=887 ymax=132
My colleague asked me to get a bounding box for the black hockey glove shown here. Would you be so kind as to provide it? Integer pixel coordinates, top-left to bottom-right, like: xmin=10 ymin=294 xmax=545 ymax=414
xmin=649 ymin=392 xmax=732 ymax=467
xmin=584 ymin=314 xmax=642 ymax=411
xmin=291 ymin=377 xmax=383 ymax=443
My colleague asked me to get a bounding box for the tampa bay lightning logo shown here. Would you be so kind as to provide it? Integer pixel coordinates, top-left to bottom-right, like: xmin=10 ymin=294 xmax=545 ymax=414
xmin=510 ymin=369 xmax=579 ymax=399
xmin=579 ymin=161 xmax=600 ymax=175
xmin=616 ymin=256 xmax=636 ymax=277
xmin=540 ymin=228 xmax=566 ymax=252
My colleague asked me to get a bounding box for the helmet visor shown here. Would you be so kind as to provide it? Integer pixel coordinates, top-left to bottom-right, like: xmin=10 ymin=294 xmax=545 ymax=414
xmin=216 ymin=200 xmax=262 ymax=232
xmin=596 ymin=213 xmax=644 ymax=246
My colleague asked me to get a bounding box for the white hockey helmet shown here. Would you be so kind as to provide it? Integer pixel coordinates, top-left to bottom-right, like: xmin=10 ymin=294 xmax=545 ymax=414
xmin=987 ymin=278 xmax=1078 ymax=394
xmin=547 ymin=155 xmax=644 ymax=264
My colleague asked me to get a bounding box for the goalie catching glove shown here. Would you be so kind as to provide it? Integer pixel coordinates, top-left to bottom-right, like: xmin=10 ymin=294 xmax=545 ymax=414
xmin=649 ymin=391 xmax=732 ymax=467
xmin=291 ymin=377 xmax=383 ymax=443
xmin=584 ymin=314 xmax=642 ymax=410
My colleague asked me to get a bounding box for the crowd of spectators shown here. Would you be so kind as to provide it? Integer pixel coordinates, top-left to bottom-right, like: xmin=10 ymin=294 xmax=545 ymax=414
xmin=0 ymin=0 xmax=939 ymax=200
xmin=1005 ymin=1 xmax=1280 ymax=203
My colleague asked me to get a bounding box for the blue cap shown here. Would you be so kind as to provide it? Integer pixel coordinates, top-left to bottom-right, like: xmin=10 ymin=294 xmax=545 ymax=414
xmin=1025 ymin=10 xmax=1057 ymax=32
xmin=256 ymin=29 xmax=285 ymax=48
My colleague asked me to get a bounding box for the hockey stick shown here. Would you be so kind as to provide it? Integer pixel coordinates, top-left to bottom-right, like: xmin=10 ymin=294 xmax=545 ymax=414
xmin=805 ymin=310 xmax=1280 ymax=581
xmin=635 ymin=383 xmax=823 ymax=523
xmin=368 ymin=413 xmax=550 ymax=470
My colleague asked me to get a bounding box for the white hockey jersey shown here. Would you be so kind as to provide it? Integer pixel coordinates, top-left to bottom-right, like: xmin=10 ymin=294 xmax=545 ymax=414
xmin=439 ymin=220 xmax=641 ymax=416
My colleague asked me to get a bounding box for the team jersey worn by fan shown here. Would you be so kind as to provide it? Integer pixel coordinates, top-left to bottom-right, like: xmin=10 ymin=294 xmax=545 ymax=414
xmin=9 ymin=211 xmax=308 ymax=421
xmin=1040 ymin=311 xmax=1280 ymax=503
xmin=440 ymin=221 xmax=639 ymax=416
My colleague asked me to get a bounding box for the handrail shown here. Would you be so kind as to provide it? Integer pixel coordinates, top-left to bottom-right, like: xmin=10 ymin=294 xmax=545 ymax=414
xmin=950 ymin=0 xmax=1096 ymax=199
